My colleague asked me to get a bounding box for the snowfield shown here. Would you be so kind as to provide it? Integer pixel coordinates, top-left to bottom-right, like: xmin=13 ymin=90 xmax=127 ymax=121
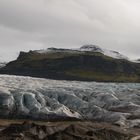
xmin=0 ymin=74 xmax=140 ymax=128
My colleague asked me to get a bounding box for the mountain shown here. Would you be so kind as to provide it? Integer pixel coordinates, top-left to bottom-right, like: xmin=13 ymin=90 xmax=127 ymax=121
xmin=0 ymin=45 xmax=140 ymax=82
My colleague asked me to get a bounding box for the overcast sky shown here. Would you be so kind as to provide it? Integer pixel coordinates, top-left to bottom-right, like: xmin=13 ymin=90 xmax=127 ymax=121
xmin=0 ymin=0 xmax=140 ymax=61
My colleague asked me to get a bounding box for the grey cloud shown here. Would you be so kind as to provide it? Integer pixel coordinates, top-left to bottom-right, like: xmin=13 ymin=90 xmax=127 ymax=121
xmin=0 ymin=0 xmax=139 ymax=61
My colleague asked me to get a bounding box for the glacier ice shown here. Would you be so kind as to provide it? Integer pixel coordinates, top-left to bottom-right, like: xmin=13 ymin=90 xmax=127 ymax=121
xmin=0 ymin=74 xmax=139 ymax=127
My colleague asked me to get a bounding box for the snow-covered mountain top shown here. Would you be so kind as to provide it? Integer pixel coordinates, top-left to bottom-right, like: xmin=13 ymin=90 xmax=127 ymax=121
xmin=35 ymin=44 xmax=128 ymax=60
xmin=79 ymin=45 xmax=103 ymax=52
xmin=79 ymin=45 xmax=128 ymax=60
xmin=35 ymin=47 xmax=75 ymax=53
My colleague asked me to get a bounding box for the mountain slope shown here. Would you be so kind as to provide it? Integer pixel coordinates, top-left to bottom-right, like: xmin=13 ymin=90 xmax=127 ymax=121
xmin=0 ymin=45 xmax=140 ymax=82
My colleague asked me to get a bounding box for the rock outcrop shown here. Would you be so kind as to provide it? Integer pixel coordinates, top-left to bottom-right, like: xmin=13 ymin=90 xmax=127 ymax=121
xmin=0 ymin=121 xmax=135 ymax=140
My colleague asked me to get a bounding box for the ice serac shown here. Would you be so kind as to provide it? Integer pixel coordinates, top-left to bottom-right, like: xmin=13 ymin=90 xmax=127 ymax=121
xmin=0 ymin=75 xmax=139 ymax=128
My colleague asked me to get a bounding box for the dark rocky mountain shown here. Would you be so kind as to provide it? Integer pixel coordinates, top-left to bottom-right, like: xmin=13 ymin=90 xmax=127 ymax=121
xmin=0 ymin=45 xmax=140 ymax=82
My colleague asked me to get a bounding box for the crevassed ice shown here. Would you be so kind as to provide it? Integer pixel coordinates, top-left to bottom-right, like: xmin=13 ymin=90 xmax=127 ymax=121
xmin=0 ymin=74 xmax=139 ymax=128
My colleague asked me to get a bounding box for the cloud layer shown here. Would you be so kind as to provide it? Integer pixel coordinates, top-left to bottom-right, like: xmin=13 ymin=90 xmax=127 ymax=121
xmin=0 ymin=0 xmax=140 ymax=61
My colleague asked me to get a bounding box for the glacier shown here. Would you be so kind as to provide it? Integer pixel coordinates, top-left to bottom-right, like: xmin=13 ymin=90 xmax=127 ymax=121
xmin=0 ymin=74 xmax=140 ymax=128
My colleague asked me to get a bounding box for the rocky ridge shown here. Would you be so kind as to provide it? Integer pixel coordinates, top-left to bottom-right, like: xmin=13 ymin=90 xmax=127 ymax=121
xmin=1 ymin=45 xmax=140 ymax=82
